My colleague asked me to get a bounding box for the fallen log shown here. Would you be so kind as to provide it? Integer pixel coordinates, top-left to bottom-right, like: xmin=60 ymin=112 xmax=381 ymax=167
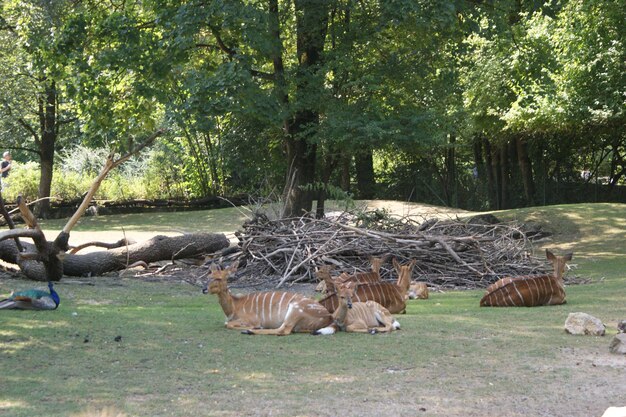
xmin=0 ymin=233 xmax=229 ymax=280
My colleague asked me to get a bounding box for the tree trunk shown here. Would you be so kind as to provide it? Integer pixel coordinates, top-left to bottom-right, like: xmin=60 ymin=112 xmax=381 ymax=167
xmin=280 ymin=0 xmax=330 ymax=218
xmin=355 ymin=148 xmax=375 ymax=199
xmin=315 ymin=148 xmax=339 ymax=219
xmin=485 ymin=138 xmax=499 ymax=209
xmin=0 ymin=233 xmax=229 ymax=280
xmin=339 ymin=153 xmax=351 ymax=192
xmin=499 ymin=143 xmax=510 ymax=209
xmin=472 ymin=135 xmax=484 ymax=180
xmin=34 ymin=81 xmax=57 ymax=218
xmin=515 ymin=136 xmax=535 ymax=205
xmin=444 ymin=134 xmax=457 ymax=207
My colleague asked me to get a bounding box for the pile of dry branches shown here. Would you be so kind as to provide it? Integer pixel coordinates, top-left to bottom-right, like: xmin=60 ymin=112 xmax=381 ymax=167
xmin=224 ymin=211 xmax=552 ymax=289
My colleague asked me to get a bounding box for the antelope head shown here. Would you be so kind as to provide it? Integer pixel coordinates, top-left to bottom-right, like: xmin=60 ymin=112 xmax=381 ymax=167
xmin=546 ymin=249 xmax=573 ymax=281
xmin=336 ymin=280 xmax=357 ymax=309
xmin=393 ymin=258 xmax=417 ymax=293
xmin=369 ymin=255 xmax=388 ymax=274
xmin=315 ymin=265 xmax=335 ymax=293
xmin=203 ymin=261 xmax=239 ymax=294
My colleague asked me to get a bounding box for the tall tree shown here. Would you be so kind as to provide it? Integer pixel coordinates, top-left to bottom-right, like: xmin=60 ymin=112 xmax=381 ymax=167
xmin=0 ymin=0 xmax=77 ymax=216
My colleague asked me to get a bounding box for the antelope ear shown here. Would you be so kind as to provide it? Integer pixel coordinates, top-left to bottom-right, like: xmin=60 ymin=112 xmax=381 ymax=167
xmin=408 ymin=259 xmax=417 ymax=269
xmin=546 ymin=249 xmax=555 ymax=261
xmin=563 ymin=252 xmax=573 ymax=262
xmin=369 ymin=255 xmax=383 ymax=264
xmin=316 ymin=265 xmax=332 ymax=279
xmin=392 ymin=257 xmax=401 ymax=271
xmin=209 ymin=263 xmax=220 ymax=272
xmin=337 ymin=272 xmax=351 ymax=283
xmin=229 ymin=260 xmax=239 ymax=272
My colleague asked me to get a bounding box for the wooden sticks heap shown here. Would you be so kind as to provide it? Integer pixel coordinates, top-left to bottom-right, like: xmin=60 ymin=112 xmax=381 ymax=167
xmin=227 ymin=211 xmax=551 ymax=290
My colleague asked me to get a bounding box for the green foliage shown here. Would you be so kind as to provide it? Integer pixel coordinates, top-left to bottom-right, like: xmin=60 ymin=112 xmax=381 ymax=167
xmin=3 ymin=145 xmax=193 ymax=203
xmin=51 ymin=171 xmax=93 ymax=201
xmin=1 ymin=0 xmax=624 ymax=209
xmin=549 ymin=0 xmax=625 ymax=129
xmin=354 ymin=208 xmax=394 ymax=229
xmin=2 ymin=162 xmax=40 ymax=201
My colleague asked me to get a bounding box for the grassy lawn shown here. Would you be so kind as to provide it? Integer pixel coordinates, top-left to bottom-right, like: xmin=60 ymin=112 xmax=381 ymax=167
xmin=1 ymin=202 xmax=625 ymax=417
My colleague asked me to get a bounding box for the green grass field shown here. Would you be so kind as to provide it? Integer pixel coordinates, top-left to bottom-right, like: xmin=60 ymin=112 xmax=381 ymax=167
xmin=1 ymin=202 xmax=625 ymax=417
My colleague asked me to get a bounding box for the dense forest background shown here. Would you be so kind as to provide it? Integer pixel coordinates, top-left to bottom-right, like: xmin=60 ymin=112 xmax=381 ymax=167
xmin=0 ymin=0 xmax=623 ymax=218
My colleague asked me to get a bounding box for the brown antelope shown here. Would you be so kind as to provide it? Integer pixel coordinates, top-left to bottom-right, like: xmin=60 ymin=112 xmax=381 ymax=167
xmin=315 ymin=265 xmax=333 ymax=293
xmin=393 ymin=258 xmax=416 ymax=299
xmin=479 ymin=250 xmax=573 ymax=307
xmin=313 ymin=280 xmax=400 ymax=335
xmin=315 ymin=256 xmax=384 ymax=294
xmin=318 ymin=258 xmax=414 ymax=314
xmin=407 ymin=282 xmax=429 ymax=300
xmin=203 ymin=262 xmax=332 ymax=335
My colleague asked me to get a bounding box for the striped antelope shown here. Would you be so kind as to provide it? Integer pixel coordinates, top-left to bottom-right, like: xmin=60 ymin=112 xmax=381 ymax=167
xmin=318 ymin=258 xmax=414 ymax=314
xmin=393 ymin=258 xmax=416 ymax=299
xmin=314 ymin=280 xmax=400 ymax=335
xmin=315 ymin=256 xmax=385 ymax=294
xmin=203 ymin=262 xmax=332 ymax=335
xmin=479 ymin=250 xmax=573 ymax=307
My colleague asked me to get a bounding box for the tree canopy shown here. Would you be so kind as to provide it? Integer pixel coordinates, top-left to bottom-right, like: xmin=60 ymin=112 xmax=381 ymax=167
xmin=0 ymin=0 xmax=623 ymax=214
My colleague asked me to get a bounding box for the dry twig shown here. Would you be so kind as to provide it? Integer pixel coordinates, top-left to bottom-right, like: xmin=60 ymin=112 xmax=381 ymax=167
xmin=228 ymin=211 xmax=550 ymax=289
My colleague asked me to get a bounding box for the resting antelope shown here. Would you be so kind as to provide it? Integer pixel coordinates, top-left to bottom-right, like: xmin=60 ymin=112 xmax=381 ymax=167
xmin=203 ymin=262 xmax=332 ymax=335
xmin=479 ymin=250 xmax=573 ymax=307
xmin=393 ymin=258 xmax=416 ymax=299
xmin=318 ymin=258 xmax=414 ymax=314
xmin=313 ymin=280 xmax=400 ymax=335
xmin=407 ymin=282 xmax=429 ymax=300
xmin=316 ymin=256 xmax=385 ymax=294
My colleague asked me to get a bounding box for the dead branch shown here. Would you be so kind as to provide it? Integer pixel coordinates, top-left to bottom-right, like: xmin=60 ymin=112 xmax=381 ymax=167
xmin=61 ymin=128 xmax=165 ymax=237
xmin=69 ymin=238 xmax=134 ymax=254
xmin=230 ymin=211 xmax=551 ymax=289
xmin=0 ymin=189 xmax=24 ymax=252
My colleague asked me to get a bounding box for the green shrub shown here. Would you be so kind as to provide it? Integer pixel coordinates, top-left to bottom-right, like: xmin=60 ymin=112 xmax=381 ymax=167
xmin=4 ymin=144 xmax=211 ymax=204
xmin=51 ymin=170 xmax=94 ymax=201
xmin=2 ymin=161 xmax=40 ymax=202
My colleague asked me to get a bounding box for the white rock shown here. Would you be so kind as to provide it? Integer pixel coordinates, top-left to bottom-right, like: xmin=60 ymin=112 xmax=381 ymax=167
xmin=601 ymin=406 xmax=626 ymax=417
xmin=564 ymin=312 xmax=605 ymax=336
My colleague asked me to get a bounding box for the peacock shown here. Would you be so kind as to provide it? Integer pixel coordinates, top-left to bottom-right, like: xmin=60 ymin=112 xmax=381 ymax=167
xmin=0 ymin=281 xmax=60 ymax=310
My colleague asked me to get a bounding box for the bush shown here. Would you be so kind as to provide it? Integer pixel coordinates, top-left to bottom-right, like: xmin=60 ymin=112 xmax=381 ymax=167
xmin=2 ymin=161 xmax=40 ymax=202
xmin=52 ymin=170 xmax=95 ymax=201
xmin=3 ymin=143 xmax=220 ymax=205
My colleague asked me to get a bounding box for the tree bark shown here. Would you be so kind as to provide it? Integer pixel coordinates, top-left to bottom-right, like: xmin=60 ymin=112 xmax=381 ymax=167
xmin=280 ymin=0 xmax=330 ymax=218
xmin=485 ymin=138 xmax=499 ymax=209
xmin=315 ymin=148 xmax=339 ymax=218
xmin=339 ymin=152 xmax=351 ymax=192
xmin=35 ymin=81 xmax=57 ymax=218
xmin=515 ymin=136 xmax=535 ymax=205
xmin=0 ymin=233 xmax=229 ymax=280
xmin=355 ymin=148 xmax=375 ymax=199
xmin=499 ymin=143 xmax=510 ymax=209
xmin=444 ymin=134 xmax=457 ymax=207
